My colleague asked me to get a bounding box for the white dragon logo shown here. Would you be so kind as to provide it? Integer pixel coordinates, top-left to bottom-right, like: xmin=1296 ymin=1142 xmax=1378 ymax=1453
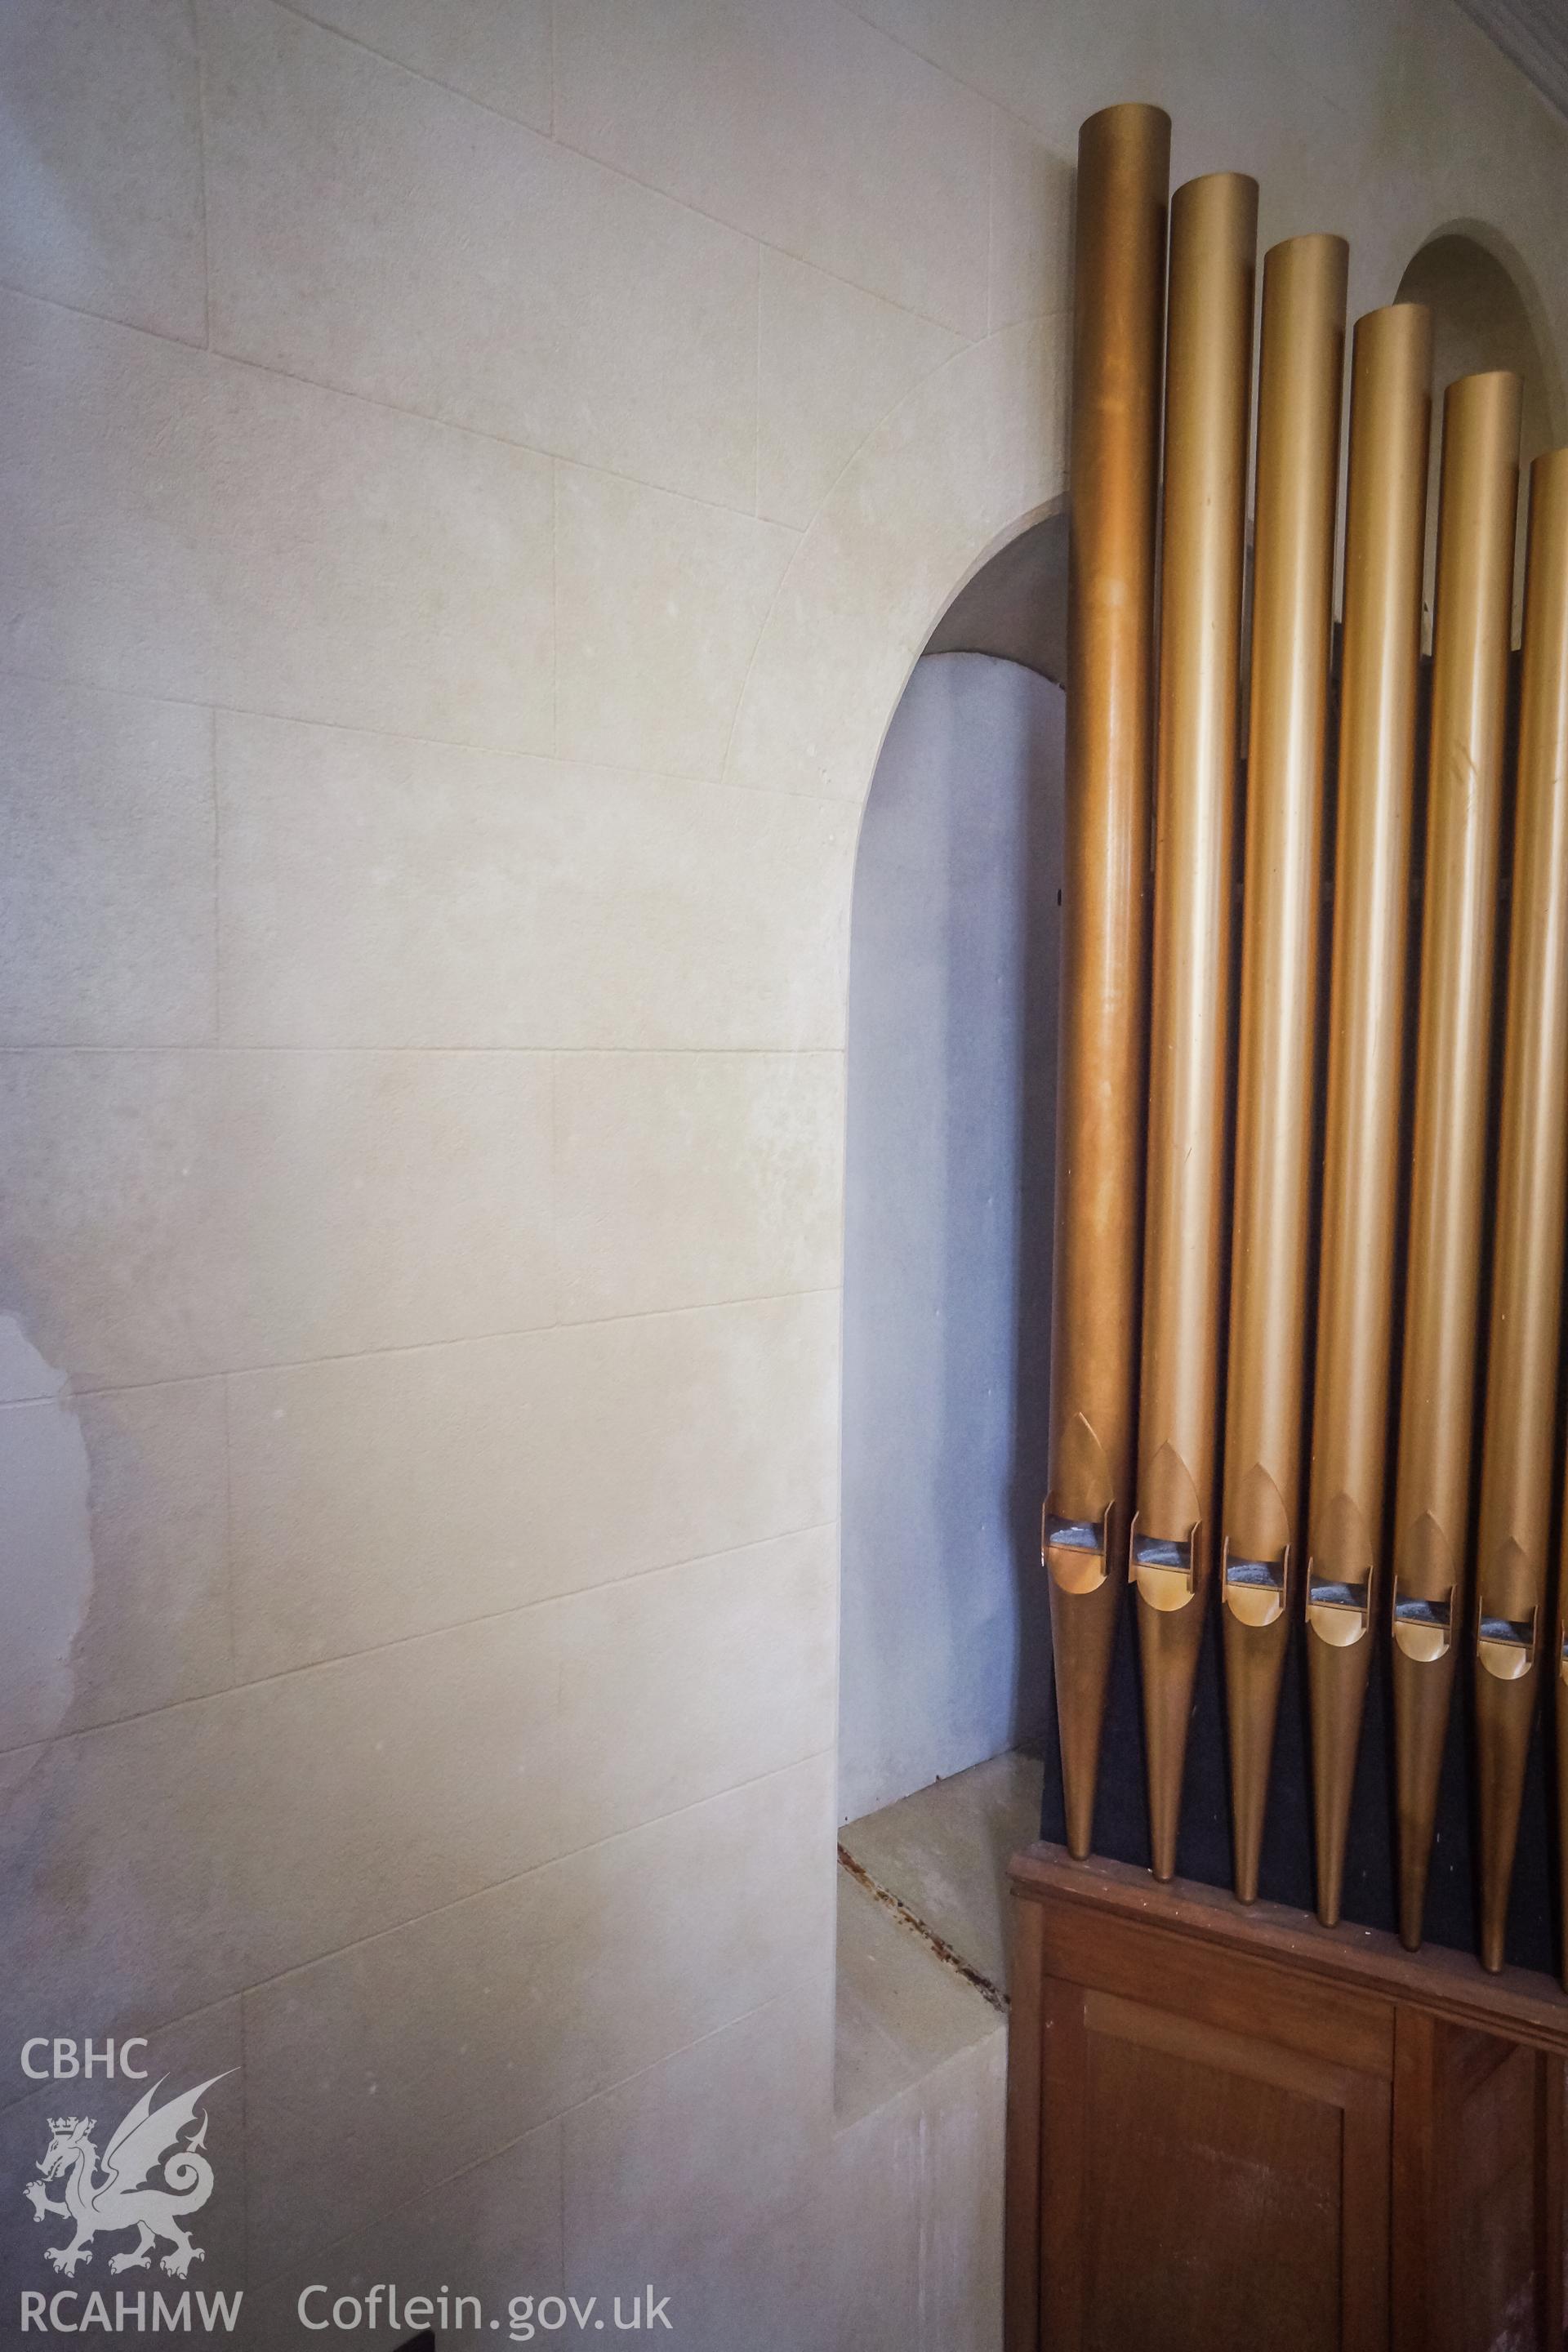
xmin=24 ymin=2074 xmax=229 ymax=2279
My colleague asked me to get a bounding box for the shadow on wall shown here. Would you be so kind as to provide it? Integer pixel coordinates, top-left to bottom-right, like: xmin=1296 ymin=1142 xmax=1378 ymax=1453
xmin=838 ymin=537 xmax=1067 ymax=1822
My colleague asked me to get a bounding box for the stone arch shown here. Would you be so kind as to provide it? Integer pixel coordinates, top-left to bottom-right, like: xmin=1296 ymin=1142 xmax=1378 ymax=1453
xmin=1396 ymin=224 xmax=1565 ymax=638
xmin=754 ymin=316 xmax=1072 ymax=1833
xmin=1397 ymin=220 xmax=1565 ymax=439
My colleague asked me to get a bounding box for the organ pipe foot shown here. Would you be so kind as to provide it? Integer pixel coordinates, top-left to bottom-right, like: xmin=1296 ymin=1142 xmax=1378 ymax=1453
xmin=1307 ymin=1613 xmax=1373 ymax=1927
xmin=1222 ymin=1551 xmax=1291 ymax=1903
xmin=1476 ymin=1655 xmax=1538 ymax=1974
xmin=1136 ymin=1574 xmax=1206 ymax=1882
xmin=1045 ymin=1505 xmax=1125 ymax=1860
xmin=1392 ymin=1659 xmax=1454 ymax=1951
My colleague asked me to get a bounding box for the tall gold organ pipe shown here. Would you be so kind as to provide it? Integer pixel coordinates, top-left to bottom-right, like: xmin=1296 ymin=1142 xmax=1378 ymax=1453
xmin=1391 ymin=370 xmax=1520 ymax=1953
xmin=1477 ymin=450 xmax=1568 ymax=1974
xmin=1044 ymin=102 xmax=1170 ymax=1860
xmin=1221 ymin=234 xmax=1348 ymax=1904
xmin=1133 ymin=170 xmax=1257 ymax=1882
xmin=1306 ymin=304 xmax=1432 ymax=1928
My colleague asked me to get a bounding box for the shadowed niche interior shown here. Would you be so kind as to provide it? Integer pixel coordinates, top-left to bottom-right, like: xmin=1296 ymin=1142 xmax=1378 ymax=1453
xmin=836 ymin=511 xmax=1067 ymax=1833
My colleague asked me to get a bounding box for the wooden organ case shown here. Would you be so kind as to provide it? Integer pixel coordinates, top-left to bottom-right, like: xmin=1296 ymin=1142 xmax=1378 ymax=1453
xmin=1005 ymin=1851 xmax=1568 ymax=2352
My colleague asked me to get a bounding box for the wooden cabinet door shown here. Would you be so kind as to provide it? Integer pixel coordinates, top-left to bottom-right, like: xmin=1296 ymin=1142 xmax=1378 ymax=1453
xmin=1392 ymin=2012 xmax=1565 ymax=2352
xmin=1038 ymin=1942 xmax=1393 ymax=2351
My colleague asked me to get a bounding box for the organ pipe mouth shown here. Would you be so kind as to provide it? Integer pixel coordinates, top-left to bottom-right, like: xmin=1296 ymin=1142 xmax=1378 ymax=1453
xmin=1306 ymin=1573 xmax=1370 ymax=1647
xmin=1392 ymin=1589 xmax=1452 ymax=1664
xmin=1477 ymin=1610 xmax=1536 ymax=1682
xmin=1042 ymin=1510 xmax=1109 ymax=1596
xmin=1130 ymin=1526 xmax=1197 ymax=1612
xmin=1222 ymin=1549 xmax=1287 ymax=1629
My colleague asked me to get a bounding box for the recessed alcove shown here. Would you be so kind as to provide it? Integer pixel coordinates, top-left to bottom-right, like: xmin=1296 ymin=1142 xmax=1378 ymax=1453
xmin=837 ymin=512 xmax=1068 ymax=1833
xmin=834 ymin=515 xmax=1067 ymax=2133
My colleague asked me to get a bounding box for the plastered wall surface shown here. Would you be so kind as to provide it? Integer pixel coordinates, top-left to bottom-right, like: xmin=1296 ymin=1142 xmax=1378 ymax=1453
xmin=0 ymin=2 xmax=1564 ymax=2344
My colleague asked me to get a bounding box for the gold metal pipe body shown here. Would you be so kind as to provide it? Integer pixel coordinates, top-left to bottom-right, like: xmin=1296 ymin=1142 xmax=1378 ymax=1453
xmin=1045 ymin=102 xmax=1171 ymax=1860
xmin=1133 ymin=171 xmax=1257 ymax=1881
xmin=1391 ymin=370 xmax=1520 ymax=1953
xmin=1475 ymin=451 xmax=1568 ymax=1971
xmin=1306 ymin=305 xmax=1432 ymax=1927
xmin=1221 ymin=234 xmax=1348 ymax=1903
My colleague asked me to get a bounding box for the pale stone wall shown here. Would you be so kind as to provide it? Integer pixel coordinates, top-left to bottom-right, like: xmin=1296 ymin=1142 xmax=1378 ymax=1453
xmin=1 ymin=2 xmax=1563 ymax=2343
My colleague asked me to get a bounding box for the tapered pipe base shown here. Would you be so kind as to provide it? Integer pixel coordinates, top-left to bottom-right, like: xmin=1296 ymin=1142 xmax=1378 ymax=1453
xmin=1308 ymin=1624 xmax=1372 ymax=1926
xmin=1223 ymin=1605 xmax=1291 ymax=1903
xmin=1476 ymin=1664 xmax=1538 ymax=1973
xmin=1137 ymin=1592 xmax=1205 ymax=1880
xmin=1048 ymin=1569 xmax=1125 ymax=1860
xmin=1392 ymin=1643 xmax=1457 ymax=1950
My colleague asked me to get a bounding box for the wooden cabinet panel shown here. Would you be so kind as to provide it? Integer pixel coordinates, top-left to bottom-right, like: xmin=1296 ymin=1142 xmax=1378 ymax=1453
xmin=1009 ymin=1846 xmax=1568 ymax=2352
xmin=1036 ymin=1893 xmax=1395 ymax=2078
xmin=1040 ymin=1977 xmax=1387 ymax=2350
xmin=1392 ymin=2012 xmax=1564 ymax=2352
xmin=1083 ymin=2009 xmax=1341 ymax=2351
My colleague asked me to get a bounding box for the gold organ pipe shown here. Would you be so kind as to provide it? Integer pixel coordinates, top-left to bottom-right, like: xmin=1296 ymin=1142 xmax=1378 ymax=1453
xmin=1221 ymin=234 xmax=1348 ymax=1904
xmin=1045 ymin=101 xmax=1170 ymax=1860
xmin=1306 ymin=304 xmax=1432 ymax=1928
xmin=1475 ymin=455 xmax=1568 ymax=1973
xmin=1133 ymin=170 xmax=1257 ymax=1882
xmin=1391 ymin=370 xmax=1520 ymax=1953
